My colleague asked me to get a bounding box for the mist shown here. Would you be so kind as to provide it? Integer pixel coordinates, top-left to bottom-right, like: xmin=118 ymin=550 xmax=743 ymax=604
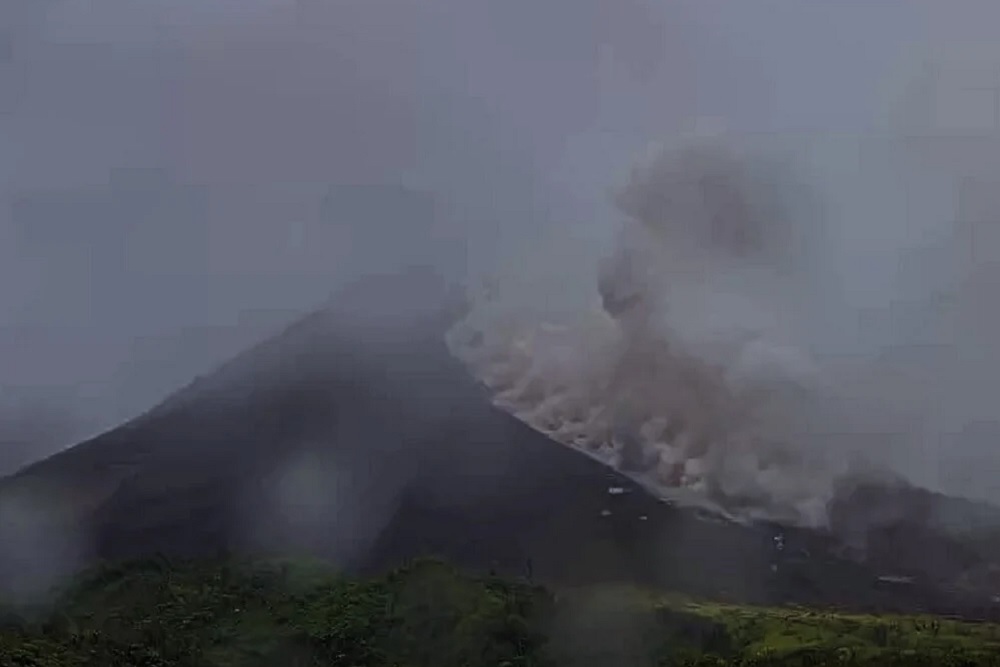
xmin=1 ymin=0 xmax=618 ymax=470
xmin=4 ymin=0 xmax=1000 ymax=534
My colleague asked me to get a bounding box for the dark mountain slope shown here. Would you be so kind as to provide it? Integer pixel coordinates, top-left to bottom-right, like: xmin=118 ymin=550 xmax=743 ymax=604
xmin=2 ymin=269 xmax=1000 ymax=616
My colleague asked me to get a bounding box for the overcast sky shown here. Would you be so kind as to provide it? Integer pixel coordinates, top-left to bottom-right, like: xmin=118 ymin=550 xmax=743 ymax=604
xmin=0 ymin=0 xmax=992 ymax=474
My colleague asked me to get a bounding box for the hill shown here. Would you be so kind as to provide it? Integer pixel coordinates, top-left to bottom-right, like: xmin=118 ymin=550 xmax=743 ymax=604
xmin=2 ymin=269 xmax=1000 ymax=618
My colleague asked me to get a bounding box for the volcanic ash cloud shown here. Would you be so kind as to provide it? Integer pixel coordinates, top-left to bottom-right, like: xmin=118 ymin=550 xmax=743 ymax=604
xmin=448 ymin=135 xmax=873 ymax=528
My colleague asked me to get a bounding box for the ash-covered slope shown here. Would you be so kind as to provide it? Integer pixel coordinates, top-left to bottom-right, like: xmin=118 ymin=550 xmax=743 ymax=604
xmin=2 ymin=268 xmax=1000 ymax=616
xmin=446 ymin=133 xmax=1000 ymax=543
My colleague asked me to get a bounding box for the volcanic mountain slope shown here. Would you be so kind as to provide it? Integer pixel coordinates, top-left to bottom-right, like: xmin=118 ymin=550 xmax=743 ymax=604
xmin=2 ymin=269 xmax=1000 ymax=616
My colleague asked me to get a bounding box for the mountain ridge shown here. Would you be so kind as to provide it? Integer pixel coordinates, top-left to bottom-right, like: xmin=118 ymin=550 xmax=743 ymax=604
xmin=3 ymin=271 xmax=1000 ymax=617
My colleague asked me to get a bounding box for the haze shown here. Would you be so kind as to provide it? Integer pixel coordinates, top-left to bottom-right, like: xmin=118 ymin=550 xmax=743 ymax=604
xmin=4 ymin=0 xmax=1000 ymax=517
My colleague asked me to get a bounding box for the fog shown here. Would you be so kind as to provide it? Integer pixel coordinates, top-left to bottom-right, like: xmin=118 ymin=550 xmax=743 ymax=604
xmin=3 ymin=0 xmax=1000 ymax=526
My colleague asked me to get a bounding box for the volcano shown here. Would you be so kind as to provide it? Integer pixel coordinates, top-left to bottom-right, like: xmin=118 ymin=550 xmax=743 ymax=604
xmin=3 ymin=268 xmax=1000 ymax=617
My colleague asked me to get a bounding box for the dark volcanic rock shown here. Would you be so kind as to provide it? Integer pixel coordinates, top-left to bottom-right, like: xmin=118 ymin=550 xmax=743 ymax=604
xmin=2 ymin=269 xmax=1000 ymax=616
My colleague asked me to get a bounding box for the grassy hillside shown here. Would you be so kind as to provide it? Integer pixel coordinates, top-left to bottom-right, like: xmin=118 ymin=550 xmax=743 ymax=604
xmin=3 ymin=557 xmax=1000 ymax=666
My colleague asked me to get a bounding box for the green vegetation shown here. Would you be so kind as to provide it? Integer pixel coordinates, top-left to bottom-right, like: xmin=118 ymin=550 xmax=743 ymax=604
xmin=2 ymin=557 xmax=1000 ymax=666
xmin=1 ymin=557 xmax=549 ymax=667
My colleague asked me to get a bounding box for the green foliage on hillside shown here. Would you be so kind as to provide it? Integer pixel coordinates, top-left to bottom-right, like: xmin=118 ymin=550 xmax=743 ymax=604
xmin=0 ymin=557 xmax=551 ymax=667
xmin=2 ymin=557 xmax=1000 ymax=666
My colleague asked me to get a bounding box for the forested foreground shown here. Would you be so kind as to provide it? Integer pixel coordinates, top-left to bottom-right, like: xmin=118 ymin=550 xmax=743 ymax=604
xmin=2 ymin=557 xmax=1000 ymax=666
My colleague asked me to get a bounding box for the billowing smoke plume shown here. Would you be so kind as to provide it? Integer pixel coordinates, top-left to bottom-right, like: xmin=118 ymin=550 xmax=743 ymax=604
xmin=448 ymin=133 xmax=834 ymax=526
xmin=448 ymin=117 xmax=1000 ymax=528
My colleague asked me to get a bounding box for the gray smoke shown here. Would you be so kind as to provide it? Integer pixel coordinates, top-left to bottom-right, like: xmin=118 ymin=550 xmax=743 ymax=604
xmin=448 ymin=132 xmax=843 ymax=526
xmin=450 ymin=90 xmax=1000 ymax=527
